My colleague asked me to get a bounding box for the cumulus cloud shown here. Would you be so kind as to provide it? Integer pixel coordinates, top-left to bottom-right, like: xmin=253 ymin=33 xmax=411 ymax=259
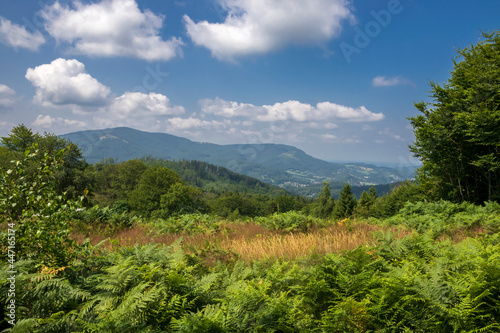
xmin=315 ymin=102 xmax=384 ymax=122
xmin=167 ymin=117 xmax=229 ymax=130
xmin=109 ymin=92 xmax=184 ymax=116
xmin=199 ymin=97 xmax=257 ymax=117
xmin=259 ymin=100 xmax=314 ymax=122
xmin=372 ymin=76 xmax=412 ymax=87
xmin=200 ymin=98 xmax=384 ymax=123
xmin=25 ymin=58 xmax=111 ymax=107
xmin=42 ymin=0 xmax=183 ymax=61
xmin=0 ymin=16 xmax=45 ymax=51
xmin=184 ymin=0 xmax=353 ymax=60
xmin=24 ymin=58 xmax=188 ymax=132
xmin=94 ymin=92 xmax=185 ymax=129
xmin=32 ymin=114 xmax=87 ymax=128
xmin=0 ymin=84 xmax=16 ymax=108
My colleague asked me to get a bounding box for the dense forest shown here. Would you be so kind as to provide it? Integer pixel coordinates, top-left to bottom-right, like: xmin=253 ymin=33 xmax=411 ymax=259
xmin=0 ymin=32 xmax=499 ymax=332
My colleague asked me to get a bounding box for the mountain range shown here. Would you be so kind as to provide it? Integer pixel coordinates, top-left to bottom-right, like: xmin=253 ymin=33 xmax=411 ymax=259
xmin=61 ymin=127 xmax=414 ymax=195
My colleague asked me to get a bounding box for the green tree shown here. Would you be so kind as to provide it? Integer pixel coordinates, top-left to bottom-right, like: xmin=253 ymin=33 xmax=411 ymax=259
xmin=0 ymin=124 xmax=40 ymax=152
xmin=128 ymin=166 xmax=183 ymax=214
xmin=333 ymin=183 xmax=357 ymax=219
xmin=117 ymin=159 xmax=148 ymax=195
xmin=158 ymin=183 xmax=207 ymax=216
xmin=211 ymin=191 xmax=258 ymax=218
xmin=369 ymin=181 xmax=425 ymax=218
xmin=271 ymin=195 xmax=305 ymax=214
xmin=0 ymin=125 xmax=91 ymax=200
xmin=355 ymin=186 xmax=377 ymax=217
xmin=313 ymin=182 xmax=335 ymax=218
xmin=409 ymin=31 xmax=500 ymax=203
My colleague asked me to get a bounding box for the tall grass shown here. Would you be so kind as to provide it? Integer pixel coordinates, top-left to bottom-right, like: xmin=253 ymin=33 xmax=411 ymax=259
xmin=71 ymin=219 xmax=409 ymax=262
xmin=220 ymin=223 xmax=411 ymax=261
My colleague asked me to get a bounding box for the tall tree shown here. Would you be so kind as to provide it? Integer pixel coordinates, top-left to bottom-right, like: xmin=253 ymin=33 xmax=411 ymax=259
xmin=355 ymin=186 xmax=377 ymax=217
xmin=409 ymin=31 xmax=500 ymax=203
xmin=314 ymin=182 xmax=335 ymax=218
xmin=333 ymin=183 xmax=357 ymax=219
xmin=0 ymin=124 xmax=40 ymax=152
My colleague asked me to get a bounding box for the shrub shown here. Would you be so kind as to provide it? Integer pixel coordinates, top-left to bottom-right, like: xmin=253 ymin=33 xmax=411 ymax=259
xmin=146 ymin=214 xmax=224 ymax=235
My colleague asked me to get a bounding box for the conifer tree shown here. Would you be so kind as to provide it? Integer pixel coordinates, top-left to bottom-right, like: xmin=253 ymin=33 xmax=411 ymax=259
xmin=333 ymin=183 xmax=357 ymax=219
xmin=315 ymin=181 xmax=335 ymax=218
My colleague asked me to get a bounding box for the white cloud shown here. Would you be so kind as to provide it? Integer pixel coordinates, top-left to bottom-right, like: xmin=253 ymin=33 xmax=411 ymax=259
xmin=308 ymin=122 xmax=338 ymax=129
xmin=259 ymin=100 xmax=314 ymax=122
xmin=94 ymin=92 xmax=185 ymax=130
xmin=32 ymin=114 xmax=87 ymax=128
xmin=0 ymin=16 xmax=45 ymax=51
xmin=184 ymin=0 xmax=353 ymax=60
xmin=0 ymin=84 xmax=16 ymax=108
xmin=42 ymin=0 xmax=183 ymax=61
xmin=321 ymin=134 xmax=337 ymax=140
xmin=199 ymin=97 xmax=257 ymax=118
xmin=25 ymin=58 xmax=111 ymax=107
xmin=315 ymin=102 xmax=384 ymax=122
xmin=167 ymin=117 xmax=229 ymax=130
xmin=201 ymin=98 xmax=384 ymax=123
xmin=109 ymin=92 xmax=184 ymax=116
xmin=372 ymin=76 xmax=412 ymax=87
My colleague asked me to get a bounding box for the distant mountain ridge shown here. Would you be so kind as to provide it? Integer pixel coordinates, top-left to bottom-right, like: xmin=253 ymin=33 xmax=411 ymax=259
xmin=61 ymin=127 xmax=413 ymax=193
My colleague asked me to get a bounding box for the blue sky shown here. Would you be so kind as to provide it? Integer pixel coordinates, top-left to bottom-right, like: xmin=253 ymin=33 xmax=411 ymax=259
xmin=0 ymin=0 xmax=498 ymax=166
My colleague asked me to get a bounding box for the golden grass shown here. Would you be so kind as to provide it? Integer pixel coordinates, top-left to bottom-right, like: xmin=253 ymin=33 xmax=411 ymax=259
xmin=219 ymin=224 xmax=387 ymax=262
xmin=70 ymin=220 xmax=411 ymax=262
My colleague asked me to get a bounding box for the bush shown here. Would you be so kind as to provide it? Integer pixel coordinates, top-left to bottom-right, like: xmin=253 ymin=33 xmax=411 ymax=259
xmin=71 ymin=205 xmax=136 ymax=228
xmin=147 ymin=214 xmax=224 ymax=235
xmin=0 ymin=147 xmax=83 ymax=267
xmin=380 ymin=200 xmax=500 ymax=237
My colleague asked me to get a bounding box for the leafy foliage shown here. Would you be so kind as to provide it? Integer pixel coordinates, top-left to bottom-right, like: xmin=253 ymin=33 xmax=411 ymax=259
xmin=379 ymin=199 xmax=500 ymax=237
xmin=71 ymin=205 xmax=137 ymax=229
xmin=0 ymin=124 xmax=91 ymax=200
xmin=409 ymin=31 xmax=500 ymax=203
xmin=0 ymin=146 xmax=83 ymax=267
xmin=145 ymin=214 xmax=225 ymax=235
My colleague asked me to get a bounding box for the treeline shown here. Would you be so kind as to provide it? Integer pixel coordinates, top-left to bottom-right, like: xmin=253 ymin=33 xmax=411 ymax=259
xmin=0 ymin=126 xmax=308 ymax=219
xmin=90 ymin=157 xmax=308 ymax=218
xmin=0 ymin=125 xmax=420 ymax=221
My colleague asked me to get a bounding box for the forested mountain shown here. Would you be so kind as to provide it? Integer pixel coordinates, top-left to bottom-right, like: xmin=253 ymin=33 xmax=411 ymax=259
xmin=61 ymin=127 xmax=413 ymax=193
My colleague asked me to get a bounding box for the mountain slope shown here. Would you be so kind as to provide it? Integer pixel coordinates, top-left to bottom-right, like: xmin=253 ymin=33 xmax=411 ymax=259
xmin=61 ymin=127 xmax=413 ymax=192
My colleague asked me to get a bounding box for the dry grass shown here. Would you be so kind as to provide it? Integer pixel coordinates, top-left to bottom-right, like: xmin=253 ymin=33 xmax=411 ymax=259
xmin=70 ymin=220 xmax=411 ymax=262
xmin=220 ymin=223 xmax=393 ymax=261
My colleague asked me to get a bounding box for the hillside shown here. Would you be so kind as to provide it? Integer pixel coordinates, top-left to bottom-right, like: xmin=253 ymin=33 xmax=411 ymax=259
xmin=140 ymin=158 xmax=288 ymax=197
xmin=61 ymin=127 xmax=413 ymax=193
